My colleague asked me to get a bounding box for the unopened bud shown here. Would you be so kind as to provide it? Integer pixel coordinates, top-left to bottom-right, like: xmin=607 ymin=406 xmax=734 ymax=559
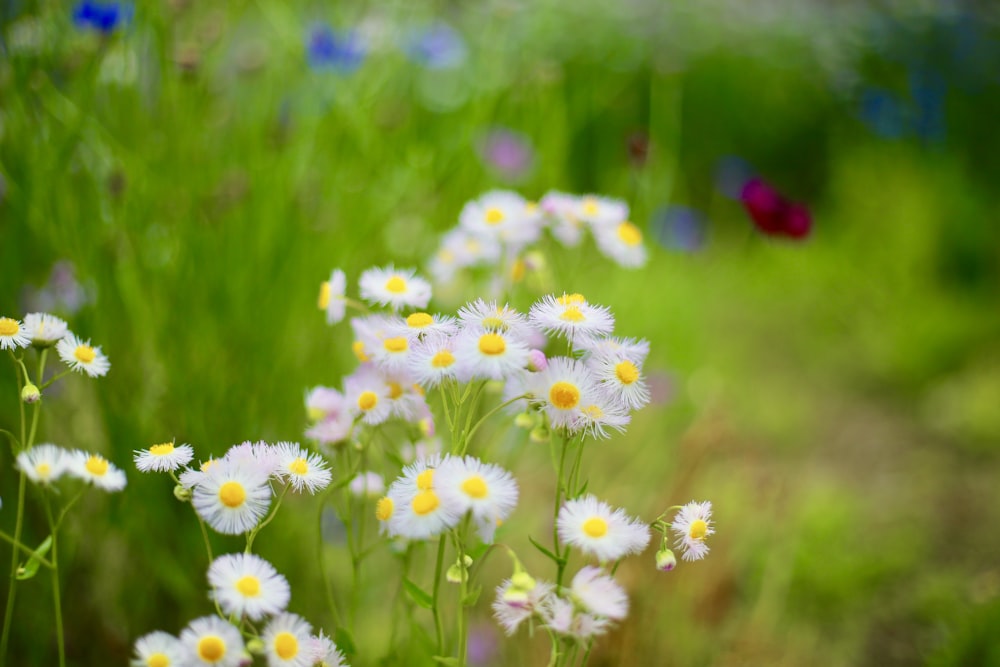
xmin=511 ymin=571 xmax=536 ymax=592
xmin=527 ymin=349 xmax=548 ymax=372
xmin=655 ymin=548 xmax=677 ymax=572
xmin=21 ymin=383 xmax=41 ymax=404
xmin=514 ymin=411 xmax=535 ymax=430
xmin=173 ymin=484 xmax=192 ymax=502
xmin=446 ymin=563 xmax=467 ymax=584
xmin=246 ymin=638 xmax=265 ymax=655
xmin=529 ymin=426 xmax=550 ymax=444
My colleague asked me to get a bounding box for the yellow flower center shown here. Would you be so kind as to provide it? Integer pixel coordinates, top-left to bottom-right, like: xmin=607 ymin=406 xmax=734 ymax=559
xmin=74 ymin=345 xmax=96 ymax=364
xmin=689 ymin=519 xmax=708 ymax=540
xmin=615 ymin=360 xmax=639 ymax=385
xmin=85 ymin=455 xmax=108 ymax=477
xmin=485 ymin=207 xmax=505 ymax=225
xmin=274 ymin=632 xmax=298 ymax=660
xmin=36 ymin=463 xmax=51 ymax=478
xmin=478 ymin=333 xmax=506 ymax=356
xmin=150 ymin=443 xmax=174 ymax=456
xmin=556 ymin=293 xmax=586 ymax=305
xmin=461 ymin=475 xmax=488 ymax=499
xmin=385 ymin=276 xmax=407 ymax=293
xmin=375 ymin=496 xmax=394 ymax=521
xmin=389 ymin=382 xmax=403 ymax=400
xmin=146 ymin=653 xmax=170 ymax=667
xmin=482 ymin=316 xmax=505 ymax=330
xmin=431 ymin=350 xmax=455 ymax=368
xmin=582 ymin=404 xmax=604 ymax=419
xmin=411 ymin=490 xmax=440 ymax=516
xmin=358 ymin=391 xmax=378 ymax=411
xmin=201 ymin=459 xmax=218 ymax=472
xmin=617 ymin=222 xmax=642 ymax=246
xmin=406 ymin=312 xmax=434 ymax=328
xmin=0 ymin=318 xmax=19 ymax=336
xmin=438 ymin=249 xmax=454 ymax=264
xmin=582 ymin=197 xmax=599 ymax=216
xmin=525 ymin=201 xmax=538 ymax=212
xmin=383 ymin=337 xmax=408 ymax=353
xmin=318 ymin=281 xmax=331 ymax=309
xmin=218 ymin=481 xmax=246 ymax=508
xmin=549 ymin=382 xmax=580 ymax=410
xmin=352 ymin=340 xmax=369 ymax=362
xmin=197 ymin=636 xmax=225 ymax=662
xmin=416 ymin=469 xmax=435 ymax=491
xmin=307 ymin=407 xmax=325 ymax=422
xmin=235 ymin=575 xmax=261 ymax=597
xmin=582 ymin=517 xmax=608 ymax=538
xmin=560 ymin=306 xmax=585 ymax=323
xmin=289 ymin=457 xmax=309 ymax=476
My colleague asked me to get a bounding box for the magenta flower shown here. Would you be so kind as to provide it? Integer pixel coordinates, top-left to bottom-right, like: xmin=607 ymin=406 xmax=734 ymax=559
xmin=740 ymin=178 xmax=812 ymax=240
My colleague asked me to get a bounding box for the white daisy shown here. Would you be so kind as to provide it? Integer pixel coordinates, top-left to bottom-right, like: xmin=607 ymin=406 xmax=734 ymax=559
xmin=670 ymin=500 xmax=714 ymax=562
xmin=371 ymin=332 xmax=413 ymax=376
xmin=348 ymin=471 xmax=385 ymax=498
xmin=0 ymin=317 xmax=30 ymax=350
xmin=386 ymin=456 xmax=461 ymax=540
xmin=358 ymin=265 xmax=432 ymax=311
xmin=407 ymin=332 xmax=459 ymax=389
xmin=492 ymin=578 xmax=554 ymax=636
xmin=22 ymin=313 xmax=68 ymax=347
xmin=557 ymin=495 xmax=649 ymax=562
xmin=387 ymin=311 xmax=458 ymax=341
xmin=208 ymin=552 xmax=290 ymax=622
xmin=304 ymin=387 xmax=353 ymax=445
xmin=16 ymin=444 xmax=69 ymax=485
xmin=192 ymin=458 xmax=272 ymax=535
xmin=435 ymin=456 xmax=518 ymax=543
xmin=570 ymin=566 xmax=628 ymax=620
xmin=459 ymin=190 xmax=542 ymax=247
xmin=577 ymin=335 xmax=650 ymax=365
xmin=456 ymin=299 xmax=534 ymax=341
xmin=131 ymin=630 xmax=183 ymax=667
xmin=262 ymin=612 xmax=314 ymax=667
xmin=374 ymin=494 xmax=395 ymax=535
xmin=134 ymin=442 xmax=194 ymax=473
xmin=528 ymin=294 xmax=615 ymax=342
xmin=453 ymin=328 xmax=530 ymax=382
xmin=67 ymin=451 xmax=127 ymax=492
xmin=574 ymin=194 xmax=629 ymax=229
xmin=529 ymin=357 xmax=600 ymax=432
xmin=225 ymin=440 xmax=281 ymax=478
xmin=179 ymin=616 xmax=244 ymax=667
xmin=540 ymin=191 xmax=585 ymax=247
xmin=588 ymin=350 xmax=651 ymax=412
xmin=593 ymin=220 xmax=648 ymax=268
xmin=178 ymin=457 xmax=221 ymax=489
xmin=575 ymin=396 xmax=630 ymax=440
xmin=303 ymin=632 xmax=347 ymax=667
xmin=273 ymin=442 xmax=332 ymax=494
xmin=343 ymin=366 xmax=392 ymax=425
xmin=56 ymin=333 xmax=110 ymax=377
xmin=318 ymin=269 xmax=348 ymax=325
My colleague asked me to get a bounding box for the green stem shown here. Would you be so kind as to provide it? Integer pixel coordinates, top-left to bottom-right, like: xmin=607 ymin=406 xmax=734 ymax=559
xmin=39 ymin=369 xmax=73 ymax=390
xmin=316 ymin=486 xmax=343 ymax=630
xmin=431 ymin=535 xmax=447 ymax=656
xmin=578 ymin=639 xmax=595 ymax=667
xmin=546 ymin=629 xmax=561 ymax=667
xmin=0 ymin=530 xmax=53 ymax=568
xmin=463 ymin=394 xmax=529 ymax=450
xmin=567 ymin=438 xmax=585 ymax=498
xmin=245 ymin=485 xmax=289 ymax=553
xmin=43 ymin=497 xmax=65 ymax=667
xmin=554 ymin=435 xmax=570 ymax=587
xmin=452 ymin=526 xmax=469 ymax=667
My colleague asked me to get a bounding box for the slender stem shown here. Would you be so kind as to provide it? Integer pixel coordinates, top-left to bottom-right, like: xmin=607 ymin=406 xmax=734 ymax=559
xmin=196 ymin=516 xmax=214 ymax=563
xmin=578 ymin=639 xmax=595 ymax=667
xmin=463 ymin=394 xmax=529 ymax=449
xmin=43 ymin=497 xmax=65 ymax=667
xmin=431 ymin=535 xmax=447 ymax=656
xmin=40 ymin=369 xmax=73 ymax=390
xmin=245 ymin=485 xmax=289 ymax=553
xmin=567 ymin=438 xmax=585 ymax=498
xmin=546 ymin=629 xmax=561 ymax=667
xmin=554 ymin=435 xmax=570 ymax=587
xmin=316 ymin=486 xmax=343 ymax=630
xmin=0 ymin=531 xmax=53 ymax=568
xmin=452 ymin=526 xmax=469 ymax=667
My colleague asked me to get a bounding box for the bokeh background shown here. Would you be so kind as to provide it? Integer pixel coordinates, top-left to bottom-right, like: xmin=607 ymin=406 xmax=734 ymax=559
xmin=3 ymin=1 xmax=1000 ymax=665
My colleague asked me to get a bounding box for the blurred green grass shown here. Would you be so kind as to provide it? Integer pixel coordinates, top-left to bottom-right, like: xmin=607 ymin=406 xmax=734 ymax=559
xmin=3 ymin=1 xmax=1000 ymax=665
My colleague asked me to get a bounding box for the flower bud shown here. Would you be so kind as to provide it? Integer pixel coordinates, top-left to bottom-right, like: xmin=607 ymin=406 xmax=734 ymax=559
xmin=655 ymin=548 xmax=677 ymax=572
xmin=245 ymin=638 xmax=265 ymax=655
xmin=446 ymin=563 xmax=467 ymax=584
xmin=21 ymin=383 xmax=41 ymax=404
xmin=527 ymin=349 xmax=548 ymax=372
xmin=173 ymin=484 xmax=192 ymax=502
xmin=514 ymin=411 xmax=535 ymax=430
xmin=511 ymin=571 xmax=536 ymax=592
xmin=529 ymin=425 xmax=550 ymax=444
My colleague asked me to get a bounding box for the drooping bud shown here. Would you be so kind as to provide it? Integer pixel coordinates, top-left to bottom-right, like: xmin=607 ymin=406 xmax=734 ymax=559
xmin=173 ymin=484 xmax=192 ymax=502
xmin=511 ymin=571 xmax=536 ymax=592
xmin=655 ymin=548 xmax=677 ymax=572
xmin=245 ymin=638 xmax=265 ymax=655
xmin=513 ymin=411 xmax=535 ymax=430
xmin=529 ymin=425 xmax=550 ymax=443
xmin=21 ymin=382 xmax=41 ymax=404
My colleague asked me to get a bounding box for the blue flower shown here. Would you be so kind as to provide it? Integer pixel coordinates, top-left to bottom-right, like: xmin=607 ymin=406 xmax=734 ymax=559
xmin=72 ymin=0 xmax=132 ymax=35
xmin=306 ymin=24 xmax=365 ymax=73
xmin=652 ymin=207 xmax=706 ymax=253
xmin=406 ymin=22 xmax=466 ymax=70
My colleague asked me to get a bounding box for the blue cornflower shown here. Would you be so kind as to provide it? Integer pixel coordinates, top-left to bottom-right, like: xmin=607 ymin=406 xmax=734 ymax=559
xmin=406 ymin=21 xmax=466 ymax=69
xmin=72 ymin=0 xmax=132 ymax=35
xmin=307 ymin=24 xmax=365 ymax=73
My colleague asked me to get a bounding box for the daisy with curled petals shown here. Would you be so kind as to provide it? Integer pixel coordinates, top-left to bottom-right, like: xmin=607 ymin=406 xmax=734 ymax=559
xmin=208 ymin=553 xmax=290 ymax=621
xmin=528 ymin=294 xmax=615 ymax=342
xmin=263 ymin=612 xmax=314 ymax=667
xmin=179 ymin=616 xmax=244 ymax=667
xmin=358 ymin=265 xmax=431 ymax=311
xmin=408 ymin=332 xmax=459 ymax=389
xmin=0 ymin=316 xmax=30 ymax=350
xmin=22 ymin=312 xmax=68 ymax=347
xmin=435 ymin=455 xmax=518 ymax=542
xmin=456 ymin=299 xmax=534 ymax=340
xmin=588 ymin=348 xmax=651 ymax=412
xmin=16 ymin=444 xmax=68 ymax=486
xmin=304 ymin=632 xmax=347 ymax=667
xmin=68 ymin=451 xmax=127 ymax=492
xmin=344 ymin=366 xmax=392 ymax=426
xmin=318 ymin=269 xmax=348 ymax=325
xmin=557 ymin=495 xmax=649 ymax=562
xmin=453 ymin=328 xmax=530 ymax=382
xmin=670 ymin=500 xmax=714 ymax=561
xmin=192 ymin=458 xmax=272 ymax=535
xmin=529 ymin=357 xmax=599 ymax=432
xmin=131 ymin=630 xmax=182 ymax=667
xmin=56 ymin=333 xmax=110 ymax=377
xmin=273 ymin=442 xmax=331 ymax=494
xmin=594 ymin=219 xmax=648 ymax=268
xmin=134 ymin=442 xmax=194 ymax=473
xmin=386 ymin=456 xmax=461 ymax=540
xmin=570 ymin=566 xmax=629 ymax=620
xmin=492 ymin=578 xmax=554 ymax=636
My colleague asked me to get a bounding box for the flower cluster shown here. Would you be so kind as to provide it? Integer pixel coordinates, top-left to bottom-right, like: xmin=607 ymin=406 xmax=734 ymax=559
xmin=1 ymin=312 xmax=110 ymax=378
xmin=17 ymin=444 xmax=127 ymax=492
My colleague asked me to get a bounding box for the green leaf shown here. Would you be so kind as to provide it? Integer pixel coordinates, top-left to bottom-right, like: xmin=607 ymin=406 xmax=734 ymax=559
xmin=432 ymin=657 xmax=460 ymax=666
xmin=16 ymin=536 xmax=52 ymax=581
xmin=462 ymin=585 xmax=482 ymax=607
xmin=403 ymin=578 xmax=434 ymax=609
xmin=334 ymin=627 xmax=356 ymax=657
xmin=528 ymin=535 xmax=560 ymax=564
xmin=574 ymin=481 xmax=589 ymax=497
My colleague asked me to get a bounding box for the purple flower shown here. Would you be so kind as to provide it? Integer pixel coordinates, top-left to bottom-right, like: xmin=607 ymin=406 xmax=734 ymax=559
xmin=406 ymin=22 xmax=466 ymax=69
xmin=307 ymin=24 xmax=365 ymax=72
xmin=477 ymin=128 xmax=534 ymax=180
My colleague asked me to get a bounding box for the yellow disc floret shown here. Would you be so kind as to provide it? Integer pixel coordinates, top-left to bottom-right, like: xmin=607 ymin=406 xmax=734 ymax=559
xmin=559 ymin=306 xmax=585 ymax=323
xmin=412 ymin=490 xmax=440 ymax=516
xmin=485 ymin=207 xmax=505 ymax=225
xmin=416 ymin=469 xmax=435 ymax=491
xmin=478 ymin=333 xmax=506 ymax=356
xmin=74 ymin=345 xmax=96 ymax=364
xmin=150 ymin=443 xmax=175 ymax=456
xmin=358 ymin=391 xmax=378 ymax=411
xmin=689 ymin=519 xmax=708 ymax=540
xmin=384 ymin=337 xmax=408 ymax=353
xmin=406 ymin=312 xmax=434 ymax=328
xmin=615 ymin=360 xmax=639 ymax=385
xmin=218 ymin=481 xmax=247 ymax=508
xmin=582 ymin=517 xmax=608 ymax=538
xmin=431 ymin=350 xmax=455 ymax=368
xmin=85 ymin=455 xmax=109 ymax=477
xmin=236 ymin=575 xmax=261 ymax=597
xmin=146 ymin=653 xmax=170 ymax=667
xmin=556 ymin=293 xmax=586 ymax=305
xmin=317 ymin=281 xmax=331 ymax=309
xmin=385 ymin=276 xmax=407 ymax=293
xmin=274 ymin=632 xmax=298 ymax=660
xmin=352 ymin=340 xmax=369 ymax=362
xmin=461 ymin=475 xmax=489 ymax=499
xmin=617 ymin=222 xmax=642 ymax=246
xmin=0 ymin=318 xmax=19 ymax=336
xmin=36 ymin=463 xmax=52 ymax=479
xmin=582 ymin=197 xmax=599 ymax=216
xmin=289 ymin=458 xmax=309 ymax=476
xmin=375 ymin=496 xmax=394 ymax=521
xmin=549 ymin=382 xmax=580 ymax=410
xmin=197 ymin=636 xmax=226 ymax=662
